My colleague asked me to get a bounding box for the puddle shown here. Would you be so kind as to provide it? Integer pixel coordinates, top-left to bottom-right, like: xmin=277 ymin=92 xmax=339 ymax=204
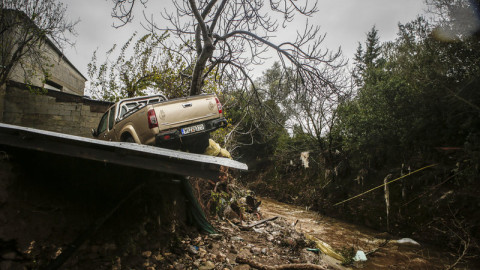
xmin=259 ymin=197 xmax=458 ymax=269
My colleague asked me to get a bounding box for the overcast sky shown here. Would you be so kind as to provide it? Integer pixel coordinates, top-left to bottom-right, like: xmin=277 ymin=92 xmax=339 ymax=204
xmin=61 ymin=0 xmax=427 ymax=80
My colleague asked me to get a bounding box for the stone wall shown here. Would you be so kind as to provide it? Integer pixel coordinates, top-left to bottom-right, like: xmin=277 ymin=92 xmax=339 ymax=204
xmin=0 ymin=82 xmax=112 ymax=138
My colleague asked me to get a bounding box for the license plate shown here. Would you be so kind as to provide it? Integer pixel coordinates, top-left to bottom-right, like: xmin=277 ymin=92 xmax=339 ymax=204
xmin=181 ymin=124 xmax=205 ymax=135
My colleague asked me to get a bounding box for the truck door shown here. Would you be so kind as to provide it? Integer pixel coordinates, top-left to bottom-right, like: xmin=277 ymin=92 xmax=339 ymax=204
xmin=96 ymin=111 xmax=109 ymax=141
xmin=104 ymin=106 xmax=117 ymax=141
xmin=97 ymin=106 xmax=116 ymax=141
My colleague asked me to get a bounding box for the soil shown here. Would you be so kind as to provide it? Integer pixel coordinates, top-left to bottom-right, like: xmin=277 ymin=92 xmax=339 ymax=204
xmin=1 ymin=153 xmax=478 ymax=270
xmin=259 ymin=197 xmax=463 ymax=269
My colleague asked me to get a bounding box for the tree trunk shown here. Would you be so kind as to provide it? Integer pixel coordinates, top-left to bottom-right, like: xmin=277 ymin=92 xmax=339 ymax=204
xmin=189 ymin=42 xmax=214 ymax=96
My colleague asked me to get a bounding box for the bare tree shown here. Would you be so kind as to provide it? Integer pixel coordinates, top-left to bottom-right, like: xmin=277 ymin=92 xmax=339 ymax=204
xmin=0 ymin=0 xmax=77 ymax=86
xmin=110 ymin=0 xmax=345 ymax=99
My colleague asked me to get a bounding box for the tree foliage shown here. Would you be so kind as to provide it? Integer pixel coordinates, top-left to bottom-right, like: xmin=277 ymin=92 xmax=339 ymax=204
xmin=225 ymin=61 xmax=346 ymax=170
xmin=335 ymin=8 xmax=480 ymax=167
xmin=221 ymin=63 xmax=290 ymax=161
xmin=87 ymin=32 xmax=218 ymax=101
xmin=0 ymin=0 xmax=77 ymax=86
xmin=110 ymin=0 xmax=345 ymax=100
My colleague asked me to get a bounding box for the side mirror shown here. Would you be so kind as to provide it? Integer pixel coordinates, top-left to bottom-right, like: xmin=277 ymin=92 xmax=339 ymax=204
xmin=91 ymin=128 xmax=98 ymax=137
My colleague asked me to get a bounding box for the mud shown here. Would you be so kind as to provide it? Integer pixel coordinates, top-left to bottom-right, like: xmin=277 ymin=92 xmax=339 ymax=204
xmin=259 ymin=197 xmax=469 ymax=269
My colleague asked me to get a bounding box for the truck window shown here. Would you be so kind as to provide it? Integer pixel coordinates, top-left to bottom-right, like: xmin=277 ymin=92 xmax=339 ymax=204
xmin=119 ymin=106 xmax=127 ymax=119
xmin=97 ymin=112 xmax=108 ymax=134
xmin=108 ymin=106 xmax=115 ymax=130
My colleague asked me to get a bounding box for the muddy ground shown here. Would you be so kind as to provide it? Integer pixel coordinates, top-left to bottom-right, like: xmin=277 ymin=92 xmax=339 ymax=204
xmin=2 ymin=193 xmax=471 ymax=270
xmin=1 ymin=151 xmax=478 ymax=269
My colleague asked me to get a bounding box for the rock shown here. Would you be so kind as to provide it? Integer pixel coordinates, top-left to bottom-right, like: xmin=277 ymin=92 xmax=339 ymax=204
xmin=266 ymin=234 xmax=274 ymax=242
xmin=261 ymin=248 xmax=267 ymax=255
xmin=282 ymin=237 xmax=295 ymax=247
xmin=198 ymin=260 xmax=215 ymax=270
xmin=229 ymin=244 xmax=238 ymax=254
xmin=153 ymin=253 xmax=164 ymax=261
xmin=210 ymin=233 xmax=223 ymax=240
xmin=210 ymin=242 xmax=220 ymax=250
xmin=250 ymin=247 xmax=261 ymax=255
xmin=193 ymin=260 xmax=201 ymax=267
xmin=142 ymin=251 xmax=152 ymax=258
xmin=233 ymin=265 xmax=250 ymax=270
xmin=252 ymin=227 xmax=265 ymax=233
xmin=216 ymin=252 xmax=226 ymax=262
xmin=188 ymin=245 xmax=199 ymax=255
xmin=198 ymin=247 xmax=207 ymax=257
xmin=231 ymin=218 xmax=241 ymax=224
xmin=193 ymin=237 xmax=202 ymax=245
xmin=231 ymin=236 xmax=244 ymax=242
xmin=174 ymin=263 xmax=185 ymax=270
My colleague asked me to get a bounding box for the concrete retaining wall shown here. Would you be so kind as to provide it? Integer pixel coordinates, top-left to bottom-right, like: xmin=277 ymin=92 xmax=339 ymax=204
xmin=0 ymin=82 xmax=112 ymax=138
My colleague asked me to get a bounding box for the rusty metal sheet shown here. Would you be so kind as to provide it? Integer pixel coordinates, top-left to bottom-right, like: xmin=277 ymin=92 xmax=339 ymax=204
xmin=0 ymin=123 xmax=247 ymax=179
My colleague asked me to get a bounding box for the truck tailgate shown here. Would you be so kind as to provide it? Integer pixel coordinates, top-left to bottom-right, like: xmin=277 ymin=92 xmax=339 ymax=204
xmin=154 ymin=95 xmax=220 ymax=131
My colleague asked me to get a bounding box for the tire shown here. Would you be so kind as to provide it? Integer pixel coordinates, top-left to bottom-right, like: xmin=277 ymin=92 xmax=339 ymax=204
xmin=122 ymin=134 xmax=135 ymax=143
xmin=182 ymin=132 xmax=210 ymax=154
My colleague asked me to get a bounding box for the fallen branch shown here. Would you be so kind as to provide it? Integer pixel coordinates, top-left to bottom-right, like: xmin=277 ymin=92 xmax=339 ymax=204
xmin=236 ymin=256 xmax=327 ymax=270
xmin=240 ymin=216 xmax=278 ymax=230
xmin=365 ymin=239 xmax=390 ymax=256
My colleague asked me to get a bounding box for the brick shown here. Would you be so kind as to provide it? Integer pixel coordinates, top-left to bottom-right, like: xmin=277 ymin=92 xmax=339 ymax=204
xmin=50 ymin=115 xmax=62 ymax=121
xmin=4 ymin=102 xmax=23 ymax=113
xmin=71 ymin=110 xmax=81 ymax=116
xmin=61 ymin=115 xmax=73 ymax=122
xmin=57 ymin=110 xmax=70 ymax=116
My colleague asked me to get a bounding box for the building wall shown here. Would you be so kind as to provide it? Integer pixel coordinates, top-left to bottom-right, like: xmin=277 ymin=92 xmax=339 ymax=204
xmin=8 ymin=44 xmax=86 ymax=96
xmin=1 ymin=82 xmax=111 ymax=137
xmin=43 ymin=44 xmax=86 ymax=96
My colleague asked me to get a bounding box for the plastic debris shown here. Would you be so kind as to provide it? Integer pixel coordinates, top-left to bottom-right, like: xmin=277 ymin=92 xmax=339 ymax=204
xmin=204 ymin=139 xmax=232 ymax=159
xmin=306 ymin=248 xmax=321 ymax=254
xmin=353 ymin=250 xmax=367 ymax=262
xmin=304 ymin=234 xmax=344 ymax=261
xmin=396 ymin=238 xmax=420 ymax=246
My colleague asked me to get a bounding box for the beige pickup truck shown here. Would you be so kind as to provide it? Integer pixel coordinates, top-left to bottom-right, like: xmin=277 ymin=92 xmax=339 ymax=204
xmin=92 ymin=93 xmax=227 ymax=153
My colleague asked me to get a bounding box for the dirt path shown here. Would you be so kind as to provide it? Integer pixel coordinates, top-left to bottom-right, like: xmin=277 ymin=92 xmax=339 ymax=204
xmin=259 ymin=197 xmax=456 ymax=269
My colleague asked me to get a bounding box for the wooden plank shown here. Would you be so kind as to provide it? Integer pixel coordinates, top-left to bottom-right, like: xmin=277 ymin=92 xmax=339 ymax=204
xmin=0 ymin=123 xmax=247 ymax=178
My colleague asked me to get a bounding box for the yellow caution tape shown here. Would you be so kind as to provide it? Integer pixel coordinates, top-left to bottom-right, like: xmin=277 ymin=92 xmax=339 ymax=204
xmin=334 ymin=164 xmax=438 ymax=206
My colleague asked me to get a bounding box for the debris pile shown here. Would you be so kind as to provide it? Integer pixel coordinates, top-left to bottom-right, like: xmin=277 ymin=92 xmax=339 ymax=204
xmin=139 ymin=215 xmax=332 ymax=270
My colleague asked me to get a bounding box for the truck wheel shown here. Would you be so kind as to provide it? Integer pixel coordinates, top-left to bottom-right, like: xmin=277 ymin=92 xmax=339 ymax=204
xmin=122 ymin=134 xmax=135 ymax=143
xmin=182 ymin=133 xmax=210 ymax=154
